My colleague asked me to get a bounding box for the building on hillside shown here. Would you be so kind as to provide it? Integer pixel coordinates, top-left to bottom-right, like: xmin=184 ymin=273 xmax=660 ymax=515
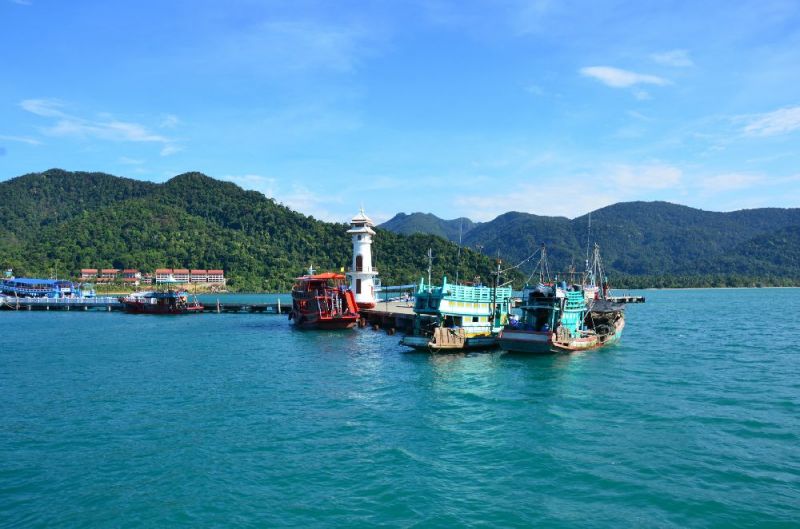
xmin=155 ymin=269 xmax=174 ymax=284
xmin=172 ymin=269 xmax=190 ymax=283
xmin=190 ymin=269 xmax=208 ymax=283
xmin=206 ymin=270 xmax=225 ymax=284
xmin=80 ymin=269 xmax=98 ymax=280
xmin=122 ymin=269 xmax=141 ymax=286
xmin=98 ymin=269 xmax=120 ymax=283
xmin=141 ymin=273 xmax=154 ymax=285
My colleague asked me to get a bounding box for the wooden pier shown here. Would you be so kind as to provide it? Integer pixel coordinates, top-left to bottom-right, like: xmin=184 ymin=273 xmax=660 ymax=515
xmin=608 ymin=295 xmax=646 ymax=303
xmin=360 ymin=302 xmax=416 ymax=333
xmin=0 ymin=296 xmax=292 ymax=314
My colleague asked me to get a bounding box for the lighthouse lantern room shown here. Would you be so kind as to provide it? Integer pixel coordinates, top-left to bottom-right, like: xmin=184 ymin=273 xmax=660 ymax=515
xmin=346 ymin=208 xmax=378 ymax=309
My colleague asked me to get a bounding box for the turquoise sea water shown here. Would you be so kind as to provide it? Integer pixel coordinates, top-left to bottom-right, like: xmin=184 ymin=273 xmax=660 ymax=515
xmin=1 ymin=289 xmax=798 ymax=528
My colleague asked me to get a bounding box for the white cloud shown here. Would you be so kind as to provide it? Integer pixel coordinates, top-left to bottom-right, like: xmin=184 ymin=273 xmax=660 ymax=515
xmin=44 ymin=119 xmax=169 ymax=143
xmin=580 ymin=66 xmax=669 ymax=88
xmin=279 ymin=184 xmax=344 ymax=220
xmin=741 ymin=106 xmax=800 ymax=137
xmin=20 ymin=99 xmax=67 ymax=118
xmin=626 ymin=110 xmax=652 ymax=121
xmin=0 ymin=134 xmax=41 ymax=145
xmin=609 ymin=163 xmax=682 ymax=190
xmin=159 ymin=114 xmax=180 ymax=128
xmin=20 ymin=98 xmax=182 ymax=154
xmin=452 ymin=163 xmax=683 ymax=220
xmin=159 ymin=144 xmax=182 ymax=156
xmin=525 ymin=84 xmax=545 ymax=96
xmin=119 ymin=156 xmax=145 ymax=165
xmin=697 ymin=172 xmax=762 ymax=192
xmin=650 ymin=49 xmax=693 ymax=67
xmin=220 ymin=174 xmax=278 ymax=198
xmin=454 ymin=183 xmax=617 ymax=221
xmin=260 ymin=104 xmax=362 ymax=138
xmin=214 ymin=20 xmax=377 ymax=75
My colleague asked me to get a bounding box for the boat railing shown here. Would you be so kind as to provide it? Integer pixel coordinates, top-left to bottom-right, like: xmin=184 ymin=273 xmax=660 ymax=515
xmin=9 ymin=296 xmax=121 ymax=304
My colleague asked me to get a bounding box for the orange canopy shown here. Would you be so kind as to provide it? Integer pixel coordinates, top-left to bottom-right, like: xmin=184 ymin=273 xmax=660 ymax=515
xmin=295 ymin=272 xmax=346 ymax=281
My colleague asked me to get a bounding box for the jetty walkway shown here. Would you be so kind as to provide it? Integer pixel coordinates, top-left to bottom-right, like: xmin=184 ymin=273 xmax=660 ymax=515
xmin=0 ymin=296 xmax=292 ymax=314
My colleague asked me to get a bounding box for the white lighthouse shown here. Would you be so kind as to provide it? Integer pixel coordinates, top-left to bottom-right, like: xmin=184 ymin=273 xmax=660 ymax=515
xmin=346 ymin=208 xmax=378 ymax=309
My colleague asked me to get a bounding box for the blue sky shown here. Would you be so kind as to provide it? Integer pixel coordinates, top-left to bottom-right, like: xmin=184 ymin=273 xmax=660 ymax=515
xmin=2 ymin=0 xmax=799 ymax=223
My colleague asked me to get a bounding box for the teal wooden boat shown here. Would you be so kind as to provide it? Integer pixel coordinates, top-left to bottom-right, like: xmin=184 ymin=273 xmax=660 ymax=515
xmin=400 ymin=276 xmax=513 ymax=352
xmin=498 ymin=245 xmax=625 ymax=354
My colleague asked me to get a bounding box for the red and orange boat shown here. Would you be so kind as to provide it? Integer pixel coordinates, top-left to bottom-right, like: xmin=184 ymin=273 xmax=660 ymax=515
xmin=289 ymin=270 xmax=359 ymax=329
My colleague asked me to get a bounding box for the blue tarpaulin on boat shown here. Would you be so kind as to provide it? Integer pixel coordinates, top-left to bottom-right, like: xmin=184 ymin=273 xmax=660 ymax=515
xmin=3 ymin=278 xmax=72 ymax=286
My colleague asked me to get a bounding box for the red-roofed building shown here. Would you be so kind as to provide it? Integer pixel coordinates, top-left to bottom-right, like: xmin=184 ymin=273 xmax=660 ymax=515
xmin=98 ymin=269 xmax=120 ymax=283
xmin=155 ymin=269 xmax=173 ymax=283
xmin=80 ymin=268 xmax=98 ymax=280
xmin=207 ymin=270 xmax=225 ymax=284
xmin=122 ymin=269 xmax=141 ymax=286
xmin=172 ymin=269 xmax=190 ymax=283
xmin=190 ymin=269 xmax=207 ymax=282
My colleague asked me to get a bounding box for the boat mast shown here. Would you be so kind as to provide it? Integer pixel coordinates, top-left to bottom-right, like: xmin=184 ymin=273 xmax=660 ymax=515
xmin=593 ymin=243 xmax=607 ymax=299
xmin=584 ymin=211 xmax=593 ymax=287
xmin=455 ymin=220 xmax=463 ymax=284
xmin=538 ymin=244 xmax=551 ymax=284
xmin=490 ymin=258 xmax=501 ymax=323
xmin=427 ymin=248 xmax=433 ymax=293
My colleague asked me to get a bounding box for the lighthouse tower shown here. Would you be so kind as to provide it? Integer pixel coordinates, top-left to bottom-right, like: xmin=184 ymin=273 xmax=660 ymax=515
xmin=346 ymin=208 xmax=378 ymax=309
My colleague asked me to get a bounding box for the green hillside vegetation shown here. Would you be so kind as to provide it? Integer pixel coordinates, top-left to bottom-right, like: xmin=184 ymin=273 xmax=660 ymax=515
xmin=0 ymin=169 xmax=518 ymax=291
xmin=380 ymin=202 xmax=800 ymax=287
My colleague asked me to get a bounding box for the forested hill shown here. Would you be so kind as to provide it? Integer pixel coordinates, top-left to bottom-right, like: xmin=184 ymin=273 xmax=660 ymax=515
xmin=380 ymin=203 xmax=800 ymax=287
xmin=380 ymin=212 xmax=479 ymax=241
xmin=0 ymin=169 xmax=516 ymax=291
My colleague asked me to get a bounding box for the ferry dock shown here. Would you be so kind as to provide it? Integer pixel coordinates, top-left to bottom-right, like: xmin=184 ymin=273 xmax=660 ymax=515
xmin=360 ymin=302 xmax=416 ymax=333
xmin=0 ymin=296 xmax=292 ymax=314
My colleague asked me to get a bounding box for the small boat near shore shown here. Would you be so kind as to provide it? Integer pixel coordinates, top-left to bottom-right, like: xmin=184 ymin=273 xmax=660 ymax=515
xmin=289 ymin=270 xmax=359 ymax=329
xmin=119 ymin=290 xmax=204 ymax=314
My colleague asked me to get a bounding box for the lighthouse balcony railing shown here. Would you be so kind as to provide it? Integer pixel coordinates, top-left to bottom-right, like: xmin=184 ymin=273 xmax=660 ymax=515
xmin=348 ymin=266 xmax=378 ymax=274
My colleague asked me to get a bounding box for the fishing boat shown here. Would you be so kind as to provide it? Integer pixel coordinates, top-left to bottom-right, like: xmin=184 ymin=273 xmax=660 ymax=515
xmin=400 ymin=274 xmax=513 ymax=351
xmin=120 ymin=290 xmax=204 ymax=314
xmin=289 ymin=269 xmax=359 ymax=329
xmin=498 ymin=245 xmax=625 ymax=354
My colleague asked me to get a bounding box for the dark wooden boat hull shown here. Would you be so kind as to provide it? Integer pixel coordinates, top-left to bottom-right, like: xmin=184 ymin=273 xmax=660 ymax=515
xmin=122 ymin=301 xmax=204 ymax=315
xmin=499 ymin=318 xmax=624 ymax=354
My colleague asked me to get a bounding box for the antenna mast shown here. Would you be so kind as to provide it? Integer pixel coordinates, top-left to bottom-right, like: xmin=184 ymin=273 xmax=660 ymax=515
xmin=456 ymin=220 xmax=463 ymax=283
xmin=427 ymin=248 xmax=433 ymax=292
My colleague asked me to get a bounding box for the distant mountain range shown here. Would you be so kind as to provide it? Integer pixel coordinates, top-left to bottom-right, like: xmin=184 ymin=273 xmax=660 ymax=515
xmin=380 ymin=204 xmax=800 ymax=286
xmin=0 ymin=169 xmax=511 ymax=291
xmin=2 ymin=169 xmax=798 ymax=289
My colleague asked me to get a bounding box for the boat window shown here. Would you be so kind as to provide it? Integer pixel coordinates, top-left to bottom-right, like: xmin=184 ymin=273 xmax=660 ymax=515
xmin=472 ymin=316 xmax=479 ymax=322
